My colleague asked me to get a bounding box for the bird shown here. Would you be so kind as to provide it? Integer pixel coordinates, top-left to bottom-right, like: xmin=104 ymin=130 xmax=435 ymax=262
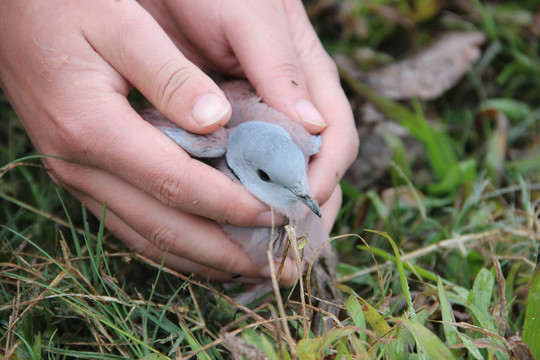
xmin=142 ymin=80 xmax=329 ymax=304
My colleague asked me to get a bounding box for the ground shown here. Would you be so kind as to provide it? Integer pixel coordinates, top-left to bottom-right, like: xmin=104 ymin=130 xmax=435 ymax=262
xmin=1 ymin=1 xmax=539 ymax=359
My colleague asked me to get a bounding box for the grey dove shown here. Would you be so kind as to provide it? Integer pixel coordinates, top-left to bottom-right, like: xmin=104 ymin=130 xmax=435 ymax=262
xmin=143 ymin=80 xmax=329 ymax=304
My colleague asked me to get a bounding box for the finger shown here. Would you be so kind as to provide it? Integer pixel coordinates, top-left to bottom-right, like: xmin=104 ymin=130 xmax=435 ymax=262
xmin=6 ymin=0 xmax=270 ymax=227
xmin=49 ymin=159 xmax=262 ymax=276
xmin=45 ymin=81 xmax=285 ymax=227
xmin=48 ymin=159 xmax=296 ymax=283
xmin=80 ymin=0 xmax=231 ymax=132
xmin=78 ymin=195 xmax=266 ymax=284
xmin=281 ymin=1 xmax=359 ymax=205
xmin=305 ymin=62 xmax=359 ymax=205
xmin=222 ymin=1 xmax=327 ymax=133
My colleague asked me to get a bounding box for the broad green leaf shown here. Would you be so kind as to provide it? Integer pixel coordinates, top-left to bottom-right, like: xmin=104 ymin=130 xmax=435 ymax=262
xmin=259 ymin=333 xmax=281 ymax=360
xmin=141 ymin=355 xmax=170 ymax=360
xmin=428 ymin=160 xmax=477 ymax=195
xmin=296 ymin=328 xmax=358 ymax=360
xmin=345 ymin=295 xmax=367 ymax=341
xmin=354 ymin=296 xmax=392 ymax=337
xmin=469 ymin=268 xmax=495 ymax=316
xmin=523 ymin=249 xmax=540 ymax=359
xmin=437 ymin=278 xmax=459 ymax=347
xmin=479 ymin=98 xmax=531 ymax=122
xmin=401 ymin=319 xmax=457 ymax=360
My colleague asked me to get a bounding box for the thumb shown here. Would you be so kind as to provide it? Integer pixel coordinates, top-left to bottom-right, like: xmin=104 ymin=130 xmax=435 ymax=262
xmin=81 ymin=0 xmax=230 ymax=133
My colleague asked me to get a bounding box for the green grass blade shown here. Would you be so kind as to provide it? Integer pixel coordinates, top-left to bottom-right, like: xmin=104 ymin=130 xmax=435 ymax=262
xmin=82 ymin=205 xmax=102 ymax=285
xmin=180 ymin=323 xmax=212 ymax=360
xmin=523 ymin=245 xmax=540 ymax=358
xmin=356 ymin=245 xmax=444 ymax=283
xmin=382 ymin=130 xmax=412 ymax=180
xmin=366 ymin=230 xmax=417 ymax=321
xmin=456 ymin=332 xmax=485 ymax=360
xmin=55 ymin=188 xmax=86 ymax=271
xmin=390 ymin=161 xmax=426 ymax=220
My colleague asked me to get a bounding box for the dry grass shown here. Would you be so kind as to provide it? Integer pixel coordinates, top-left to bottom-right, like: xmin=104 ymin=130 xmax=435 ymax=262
xmin=2 ymin=0 xmax=540 ymax=358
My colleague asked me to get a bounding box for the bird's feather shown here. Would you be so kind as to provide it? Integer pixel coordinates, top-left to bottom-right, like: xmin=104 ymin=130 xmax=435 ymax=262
xmin=142 ymin=80 xmax=329 ymax=304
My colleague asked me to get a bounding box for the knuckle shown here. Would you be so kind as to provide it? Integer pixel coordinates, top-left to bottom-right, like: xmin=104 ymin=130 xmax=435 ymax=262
xmin=271 ymin=61 xmax=303 ymax=78
xmin=220 ymin=253 xmax=251 ymax=275
xmin=122 ymin=233 xmax=154 ymax=256
xmin=319 ymin=58 xmax=340 ymax=82
xmin=147 ymin=221 xmax=181 ymax=254
xmin=220 ymin=183 xmax=259 ymax=226
xmin=150 ymin=172 xmax=191 ymax=208
xmin=220 ymin=205 xmax=238 ymax=225
xmin=54 ymin=116 xmax=93 ymax=156
xmin=154 ymin=61 xmax=192 ymax=109
xmin=254 ymin=61 xmax=308 ymax=102
xmin=262 ymin=61 xmax=304 ymax=87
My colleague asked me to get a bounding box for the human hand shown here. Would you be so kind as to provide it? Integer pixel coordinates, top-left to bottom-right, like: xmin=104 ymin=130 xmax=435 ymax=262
xmin=139 ymin=0 xmax=359 ymax=211
xmin=0 ymin=0 xmax=357 ymax=285
xmin=0 ymin=0 xmax=299 ymax=284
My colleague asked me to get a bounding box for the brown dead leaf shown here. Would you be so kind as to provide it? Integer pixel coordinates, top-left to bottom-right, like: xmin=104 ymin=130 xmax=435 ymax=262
xmin=0 ymin=161 xmax=43 ymax=179
xmin=343 ymin=103 xmax=424 ymax=190
xmin=359 ymin=31 xmax=486 ymax=100
xmin=489 ymin=240 xmax=509 ymax=337
xmin=507 ymin=335 xmax=536 ymax=360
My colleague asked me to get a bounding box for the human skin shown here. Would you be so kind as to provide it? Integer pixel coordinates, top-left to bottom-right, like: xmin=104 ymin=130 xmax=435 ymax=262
xmin=0 ymin=0 xmax=358 ymax=284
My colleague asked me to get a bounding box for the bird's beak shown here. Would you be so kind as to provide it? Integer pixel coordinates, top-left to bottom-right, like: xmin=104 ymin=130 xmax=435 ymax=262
xmin=287 ymin=186 xmax=322 ymax=217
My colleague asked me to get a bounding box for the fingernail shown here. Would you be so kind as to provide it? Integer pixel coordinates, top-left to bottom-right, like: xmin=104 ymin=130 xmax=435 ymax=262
xmin=295 ymin=100 xmax=327 ymax=127
xmin=192 ymin=93 xmax=230 ymax=127
xmin=255 ymin=211 xmax=286 ymax=227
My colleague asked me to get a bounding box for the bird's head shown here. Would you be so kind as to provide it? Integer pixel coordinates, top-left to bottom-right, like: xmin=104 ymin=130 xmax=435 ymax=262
xmin=225 ymin=121 xmax=321 ymax=220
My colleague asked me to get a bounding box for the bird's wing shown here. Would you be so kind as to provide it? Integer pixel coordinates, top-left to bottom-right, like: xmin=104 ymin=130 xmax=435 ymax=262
xmin=221 ymin=80 xmax=322 ymax=159
xmin=141 ymin=109 xmax=228 ymax=158
xmin=308 ymin=134 xmax=322 ymax=156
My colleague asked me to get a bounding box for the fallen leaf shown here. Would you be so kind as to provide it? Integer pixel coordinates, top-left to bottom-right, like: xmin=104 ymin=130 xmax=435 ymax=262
xmin=359 ymin=31 xmax=486 ymax=100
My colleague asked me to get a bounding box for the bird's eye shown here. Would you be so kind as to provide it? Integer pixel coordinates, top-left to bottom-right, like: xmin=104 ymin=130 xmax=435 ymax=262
xmin=257 ymin=169 xmax=271 ymax=182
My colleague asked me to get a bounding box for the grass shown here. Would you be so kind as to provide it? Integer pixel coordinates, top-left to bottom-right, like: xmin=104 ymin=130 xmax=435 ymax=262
xmin=1 ymin=0 xmax=540 ymax=358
